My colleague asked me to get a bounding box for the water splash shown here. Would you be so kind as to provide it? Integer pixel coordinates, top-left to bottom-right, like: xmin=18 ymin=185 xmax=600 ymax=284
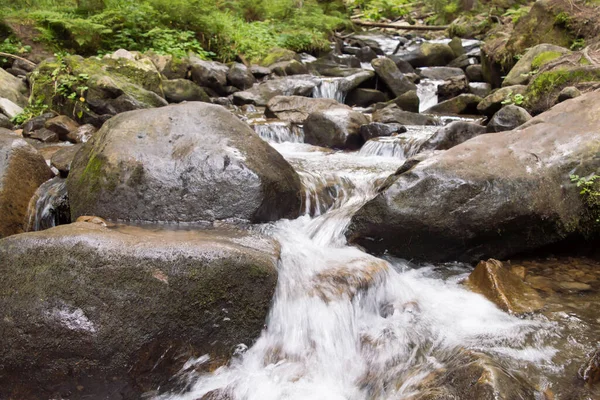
xmin=312 ymin=78 xmax=346 ymax=103
xmin=417 ymin=79 xmax=444 ymax=112
xmin=252 ymin=121 xmax=304 ymax=143
xmin=26 ymin=177 xmax=70 ymax=232
xmin=358 ymin=126 xmax=438 ymax=159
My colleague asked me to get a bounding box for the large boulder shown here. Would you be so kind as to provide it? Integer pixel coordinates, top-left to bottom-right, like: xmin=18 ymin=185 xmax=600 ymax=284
xmin=419 ymin=121 xmax=486 ymax=151
xmin=265 ymin=96 xmax=349 ymax=124
xmin=232 ymin=75 xmax=320 ymax=106
xmin=486 ymin=105 xmax=532 ymax=133
xmin=0 ymin=222 xmax=279 ymax=399
xmin=346 ymin=92 xmax=600 ymax=262
xmin=417 ymin=67 xmax=465 ymax=81
xmin=502 ymin=44 xmax=570 ymax=87
xmin=371 ymin=57 xmax=417 ymax=97
xmin=0 ymin=67 xmax=28 ymax=107
xmin=67 ymin=102 xmax=302 ymax=223
xmin=304 ymin=108 xmax=369 ymax=150
xmin=0 ymin=132 xmax=54 ymax=238
xmin=346 ymin=88 xmax=388 ymax=107
xmin=227 ymin=62 xmax=256 ymax=90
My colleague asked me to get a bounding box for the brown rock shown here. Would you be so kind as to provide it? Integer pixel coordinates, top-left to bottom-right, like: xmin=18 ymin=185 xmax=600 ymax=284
xmin=265 ymin=96 xmax=349 ymax=124
xmin=0 ymin=132 xmax=54 ymax=238
xmin=30 ymin=128 xmax=59 ymax=143
xmin=579 ymin=349 xmax=600 ymax=385
xmin=510 ymin=265 xmax=526 ymax=279
xmin=45 ymin=115 xmax=80 ymax=141
xmin=76 ymin=215 xmax=112 ymax=227
xmin=67 ymin=124 xmax=97 ymax=143
xmin=466 ymin=259 xmax=544 ymax=314
xmin=555 ymin=281 xmax=592 ymax=293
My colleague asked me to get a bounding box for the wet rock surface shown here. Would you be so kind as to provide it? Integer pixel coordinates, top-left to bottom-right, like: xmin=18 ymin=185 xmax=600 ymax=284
xmin=0 ymin=222 xmax=279 ymax=399
xmin=67 ymin=102 xmax=302 ymax=223
xmin=304 ymin=108 xmax=368 ymax=150
xmin=0 ymin=132 xmax=54 ymax=238
xmin=347 ymin=92 xmax=600 ymax=262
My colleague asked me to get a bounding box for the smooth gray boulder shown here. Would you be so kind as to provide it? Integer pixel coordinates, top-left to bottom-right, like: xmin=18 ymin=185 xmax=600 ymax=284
xmin=371 ymin=57 xmax=417 ymax=97
xmin=265 ymin=96 xmax=349 ymax=124
xmin=419 ymin=121 xmax=486 ymax=151
xmin=346 ymin=92 xmax=600 ymax=262
xmin=0 ymin=222 xmax=279 ymax=399
xmin=67 ymin=102 xmax=302 ymax=223
xmin=373 ymin=104 xmax=439 ymax=126
xmin=304 ymin=108 xmax=368 ymax=150
xmin=486 ymin=105 xmax=532 ymax=133
xmin=232 ymin=75 xmax=320 ymax=106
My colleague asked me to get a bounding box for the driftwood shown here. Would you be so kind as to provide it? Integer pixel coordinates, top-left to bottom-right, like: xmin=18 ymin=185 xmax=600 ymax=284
xmin=0 ymin=52 xmax=36 ymax=69
xmin=352 ymin=20 xmax=449 ymax=31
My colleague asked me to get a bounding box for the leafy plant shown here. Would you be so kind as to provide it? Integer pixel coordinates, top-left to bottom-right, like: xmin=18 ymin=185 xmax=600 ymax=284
xmin=570 ymin=174 xmax=600 ymax=222
xmin=571 ymin=38 xmax=586 ymax=51
xmin=503 ymin=6 xmax=530 ymax=24
xmin=0 ymin=37 xmax=32 ymax=63
xmin=11 ymin=99 xmax=49 ymax=125
xmin=501 ymin=92 xmax=526 ymax=106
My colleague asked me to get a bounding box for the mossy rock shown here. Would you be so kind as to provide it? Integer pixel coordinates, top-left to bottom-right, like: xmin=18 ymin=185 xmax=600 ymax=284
xmin=525 ymin=65 xmax=600 ymax=114
xmin=260 ymin=47 xmax=298 ymax=67
xmin=29 ymin=55 xmax=166 ymax=122
xmin=502 ymin=43 xmax=570 ymax=87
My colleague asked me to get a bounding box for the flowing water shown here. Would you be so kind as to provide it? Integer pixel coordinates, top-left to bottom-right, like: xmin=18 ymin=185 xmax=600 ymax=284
xmin=26 ymin=177 xmax=70 ymax=232
xmin=159 ymin=128 xmax=566 ymax=400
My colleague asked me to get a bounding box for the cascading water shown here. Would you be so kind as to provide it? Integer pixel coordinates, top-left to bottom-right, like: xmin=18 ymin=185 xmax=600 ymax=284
xmin=160 ymin=127 xmax=558 ymax=400
xmin=416 ymin=79 xmax=444 ymax=112
xmin=358 ymin=126 xmax=438 ymax=159
xmin=312 ymin=78 xmax=347 ymax=103
xmin=252 ymin=121 xmax=304 ymax=143
xmin=25 ymin=177 xmax=70 ymax=232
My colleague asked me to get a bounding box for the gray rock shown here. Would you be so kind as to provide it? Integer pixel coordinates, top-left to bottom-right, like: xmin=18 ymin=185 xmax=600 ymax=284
xmin=23 ymin=113 xmax=56 ymax=137
xmin=30 ymin=128 xmax=59 ymax=143
xmin=162 ymin=79 xmax=210 ymax=103
xmin=67 ymin=124 xmax=97 ymax=144
xmin=437 ymin=76 xmax=468 ymax=102
xmin=346 ymin=91 xmax=600 ymax=262
xmin=477 ymin=85 xmax=527 ymax=117
xmin=0 ymin=132 xmax=54 ymax=238
xmin=558 ymin=86 xmax=581 ymax=103
xmin=265 ymin=96 xmax=348 ymax=124
xmin=371 ymin=57 xmax=417 ymax=97
xmin=0 ymin=97 xmax=23 ymax=119
xmin=419 ymin=121 xmax=486 ymax=151
xmin=468 ymin=82 xmax=492 ymax=98
xmin=0 ymin=67 xmax=28 ymax=107
xmin=466 ymin=64 xmax=484 ymax=82
xmin=346 ymin=88 xmax=388 ymax=107
xmin=449 ymin=37 xmax=466 ymax=58
xmin=232 ymin=75 xmax=320 ymax=106
xmin=269 ymin=60 xmax=309 ymax=77
xmin=250 ymin=65 xmax=271 ymax=78
xmin=304 ymin=108 xmax=369 ymax=150
xmin=227 ymin=63 xmax=257 ymax=89
xmin=360 ymin=122 xmax=407 ymax=142
xmin=398 ymin=42 xmax=455 ymax=68
xmin=356 ymin=46 xmax=377 ymax=63
xmin=390 ymin=90 xmax=420 ymax=113
xmin=373 ymin=104 xmax=439 ymax=126
xmin=424 ymin=93 xmax=482 ymax=115
xmin=51 ymin=144 xmax=82 ymax=176
xmin=189 ymin=57 xmax=229 ymax=95
xmin=13 ymin=58 xmax=36 ymax=73
xmin=486 ymin=105 xmax=532 ymax=133
xmin=0 ymin=222 xmax=278 ymax=398
xmin=417 ymin=67 xmax=465 ymax=81
xmin=447 ymin=55 xmax=478 ymax=69
xmin=67 ymin=102 xmax=302 ymax=223
xmin=0 ymin=114 xmax=13 ymax=130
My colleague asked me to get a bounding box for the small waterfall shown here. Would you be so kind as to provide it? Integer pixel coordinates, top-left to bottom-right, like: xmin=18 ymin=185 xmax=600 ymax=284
xmin=312 ymin=78 xmax=346 ymax=103
xmin=252 ymin=121 xmax=304 ymax=143
xmin=358 ymin=126 xmax=438 ymax=159
xmin=26 ymin=177 xmax=70 ymax=231
xmin=298 ymin=171 xmax=355 ymax=217
xmin=417 ymin=79 xmax=444 ymax=112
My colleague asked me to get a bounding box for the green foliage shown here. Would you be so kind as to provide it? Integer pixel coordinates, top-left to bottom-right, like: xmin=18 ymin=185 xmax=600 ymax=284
xmin=348 ymin=0 xmax=410 ymax=21
xmin=0 ymin=37 xmax=31 ymax=63
xmin=571 ymin=38 xmax=586 ymax=50
xmin=554 ymin=11 xmax=571 ymax=27
xmin=531 ymin=51 xmax=562 ymax=69
xmin=570 ymin=174 xmax=600 ymax=222
xmin=502 ymin=6 xmax=530 ymax=24
xmin=501 ymin=92 xmax=526 ymax=106
xmin=11 ymin=99 xmax=48 ymax=125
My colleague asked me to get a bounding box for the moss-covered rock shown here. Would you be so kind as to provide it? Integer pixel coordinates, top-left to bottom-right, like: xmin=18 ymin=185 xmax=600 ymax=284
xmin=0 ymin=67 xmax=28 ymax=107
xmin=502 ymin=44 xmax=570 ymax=87
xmin=0 ymin=222 xmax=279 ymax=399
xmin=477 ymin=85 xmax=527 ymax=116
xmin=525 ymin=65 xmax=600 ymax=114
xmin=424 ymin=93 xmax=482 ymax=115
xmin=260 ymin=47 xmax=298 ymax=66
xmin=30 ymin=54 xmax=167 ymax=124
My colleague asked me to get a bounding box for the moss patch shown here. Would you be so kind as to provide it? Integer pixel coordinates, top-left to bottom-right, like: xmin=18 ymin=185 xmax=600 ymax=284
xmin=531 ymin=50 xmax=563 ymax=69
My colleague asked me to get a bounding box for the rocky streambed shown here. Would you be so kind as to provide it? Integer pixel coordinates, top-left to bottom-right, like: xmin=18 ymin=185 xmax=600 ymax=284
xmin=0 ymin=29 xmax=600 ymax=400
